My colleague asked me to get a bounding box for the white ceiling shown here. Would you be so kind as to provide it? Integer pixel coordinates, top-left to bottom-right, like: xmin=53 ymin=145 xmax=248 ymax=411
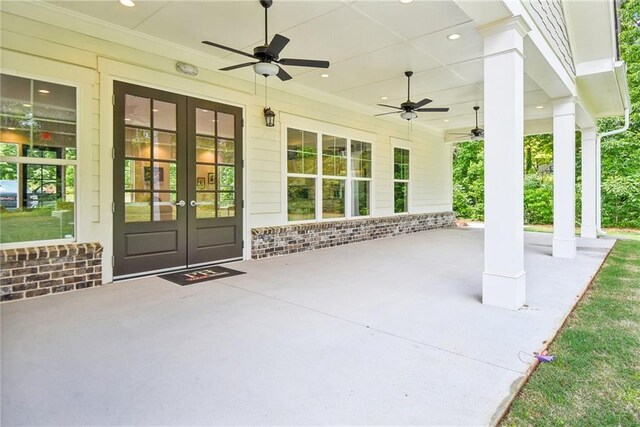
xmin=45 ymin=0 xmax=554 ymax=133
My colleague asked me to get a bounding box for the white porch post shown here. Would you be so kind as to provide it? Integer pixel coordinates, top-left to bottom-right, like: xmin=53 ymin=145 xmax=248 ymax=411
xmin=552 ymin=97 xmax=577 ymax=258
xmin=581 ymin=127 xmax=598 ymax=238
xmin=479 ymin=16 xmax=530 ymax=310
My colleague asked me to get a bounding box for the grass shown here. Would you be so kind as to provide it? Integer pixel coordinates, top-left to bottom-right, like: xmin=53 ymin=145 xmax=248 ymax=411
xmin=523 ymin=224 xmax=640 ymax=241
xmin=0 ymin=208 xmax=74 ymax=243
xmin=500 ymin=239 xmax=640 ymax=426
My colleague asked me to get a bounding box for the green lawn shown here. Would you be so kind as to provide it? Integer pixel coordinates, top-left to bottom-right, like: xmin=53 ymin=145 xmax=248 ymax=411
xmin=0 ymin=209 xmax=74 ymax=243
xmin=523 ymin=224 xmax=640 ymax=241
xmin=500 ymin=240 xmax=640 ymax=426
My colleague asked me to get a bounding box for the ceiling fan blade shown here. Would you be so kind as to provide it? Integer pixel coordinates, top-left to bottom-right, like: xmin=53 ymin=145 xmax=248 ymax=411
xmin=413 ymin=98 xmax=433 ymax=109
xmin=278 ymin=58 xmax=330 ymax=68
xmin=377 ymin=103 xmax=402 ymax=110
xmin=202 ymin=41 xmax=257 ymax=60
xmin=266 ymin=34 xmax=290 ymax=58
xmin=219 ymin=62 xmax=258 ymax=71
xmin=276 ymin=66 xmax=293 ymax=81
xmin=415 ymin=107 xmax=450 ymax=112
xmin=374 ymin=111 xmax=401 ymax=116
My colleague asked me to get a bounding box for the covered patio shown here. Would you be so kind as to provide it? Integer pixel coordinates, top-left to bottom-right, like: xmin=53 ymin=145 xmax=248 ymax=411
xmin=1 ymin=228 xmax=614 ymax=426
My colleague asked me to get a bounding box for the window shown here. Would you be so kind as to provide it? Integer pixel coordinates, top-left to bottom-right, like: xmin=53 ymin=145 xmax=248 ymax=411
xmin=0 ymin=73 xmax=77 ymax=244
xmin=393 ymin=147 xmax=410 ymax=213
xmin=286 ymin=127 xmax=372 ymax=222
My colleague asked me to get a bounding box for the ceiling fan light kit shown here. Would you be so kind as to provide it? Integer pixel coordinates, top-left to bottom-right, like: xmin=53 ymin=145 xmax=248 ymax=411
xmin=375 ymin=71 xmax=450 ymax=121
xmin=202 ymin=0 xmax=330 ymax=82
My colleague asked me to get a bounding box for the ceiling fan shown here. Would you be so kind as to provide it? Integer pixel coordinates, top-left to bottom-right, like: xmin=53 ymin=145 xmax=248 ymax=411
xmin=201 ymin=0 xmax=330 ymax=81
xmin=375 ymin=71 xmax=449 ymax=121
xmin=450 ymin=106 xmax=484 ymax=140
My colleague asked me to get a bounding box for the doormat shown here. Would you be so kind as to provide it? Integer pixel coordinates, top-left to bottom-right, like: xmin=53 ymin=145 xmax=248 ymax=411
xmin=159 ymin=266 xmax=246 ymax=286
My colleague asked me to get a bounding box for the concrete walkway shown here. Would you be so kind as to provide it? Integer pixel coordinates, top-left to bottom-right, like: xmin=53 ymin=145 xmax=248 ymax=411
xmin=1 ymin=229 xmax=614 ymax=426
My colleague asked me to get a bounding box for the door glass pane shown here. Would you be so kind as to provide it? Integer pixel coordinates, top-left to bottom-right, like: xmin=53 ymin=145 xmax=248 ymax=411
xmin=322 ymin=179 xmax=345 ymax=218
xmin=153 ymin=131 xmax=176 ymax=160
xmin=196 ymin=164 xmax=215 ymax=191
xmin=217 ymin=192 xmax=235 ymax=217
xmin=287 ymin=177 xmax=315 ymax=221
xmin=217 ymin=112 xmax=234 ymax=138
xmin=217 ymin=138 xmax=235 ymax=164
xmin=351 ymin=180 xmax=370 ymax=216
xmin=153 ymin=100 xmax=176 ymax=131
xmin=125 ymin=128 xmax=151 ymax=158
xmin=196 ymin=108 xmax=215 ymax=136
xmin=322 ymin=135 xmax=347 ymax=176
xmin=153 ymin=162 xmax=176 ymax=191
xmin=125 ymin=94 xmax=150 ymax=127
xmin=125 ymin=192 xmax=151 ymax=222
xmin=218 ymin=165 xmax=234 ymax=191
xmin=196 ymin=137 xmax=215 ymax=163
xmin=124 ymin=160 xmax=151 ymax=191
xmin=152 ymin=192 xmax=176 ymax=221
xmin=196 ymin=192 xmax=215 ymax=219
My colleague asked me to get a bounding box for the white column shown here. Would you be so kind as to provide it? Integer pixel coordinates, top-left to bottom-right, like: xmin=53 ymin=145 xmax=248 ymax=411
xmin=478 ymin=16 xmax=530 ymax=310
xmin=552 ymin=97 xmax=577 ymax=258
xmin=581 ymin=127 xmax=598 ymax=238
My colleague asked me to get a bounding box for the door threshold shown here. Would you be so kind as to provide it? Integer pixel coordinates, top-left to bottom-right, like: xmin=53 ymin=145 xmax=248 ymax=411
xmin=113 ymin=257 xmax=243 ymax=282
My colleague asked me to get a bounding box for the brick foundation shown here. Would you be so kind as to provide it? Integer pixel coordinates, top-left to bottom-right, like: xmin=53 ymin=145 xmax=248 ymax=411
xmin=251 ymin=211 xmax=456 ymax=259
xmin=1 ymin=243 xmax=103 ymax=302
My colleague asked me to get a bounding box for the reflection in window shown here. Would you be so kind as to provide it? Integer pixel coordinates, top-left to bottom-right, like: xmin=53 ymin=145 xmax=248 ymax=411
xmin=393 ymin=147 xmax=410 ymax=213
xmin=0 ymin=73 xmax=77 ymax=243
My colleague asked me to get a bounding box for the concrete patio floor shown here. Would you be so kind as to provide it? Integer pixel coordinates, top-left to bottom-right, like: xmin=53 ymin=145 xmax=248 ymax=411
xmin=1 ymin=228 xmax=615 ymax=426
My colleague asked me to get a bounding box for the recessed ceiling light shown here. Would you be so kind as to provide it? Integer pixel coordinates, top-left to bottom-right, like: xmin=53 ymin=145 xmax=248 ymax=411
xmin=444 ymin=119 xmax=450 ymax=122
xmin=38 ymin=89 xmax=50 ymax=94
xmin=23 ymin=103 xmax=31 ymax=107
xmin=320 ymin=73 xmax=329 ymax=78
xmin=152 ymin=109 xmax=159 ymax=112
xmin=124 ymin=118 xmax=131 ymax=121
xmin=119 ymin=0 xmax=135 ymax=7
xmin=536 ymin=105 xmax=544 ymax=109
xmin=202 ymin=109 xmax=208 ymax=113
xmin=380 ymin=96 xmax=389 ymax=100
xmin=400 ymin=0 xmax=414 ymax=4
xmin=447 ymin=33 xmax=461 ymax=40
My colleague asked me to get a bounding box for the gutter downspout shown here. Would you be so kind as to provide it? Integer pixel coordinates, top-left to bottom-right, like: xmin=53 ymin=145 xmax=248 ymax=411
xmin=596 ymin=61 xmax=631 ymax=235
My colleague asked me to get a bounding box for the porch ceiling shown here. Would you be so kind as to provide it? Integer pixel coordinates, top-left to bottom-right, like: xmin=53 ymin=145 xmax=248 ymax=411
xmin=43 ymin=0 xmax=558 ymax=134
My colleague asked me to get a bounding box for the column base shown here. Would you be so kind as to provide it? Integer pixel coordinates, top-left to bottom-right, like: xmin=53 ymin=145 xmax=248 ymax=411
xmin=482 ymin=271 xmax=526 ymax=310
xmin=553 ymin=237 xmax=577 ymax=258
xmin=581 ymin=225 xmax=597 ymax=239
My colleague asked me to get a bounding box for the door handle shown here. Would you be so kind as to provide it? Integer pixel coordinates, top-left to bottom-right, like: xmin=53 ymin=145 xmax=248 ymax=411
xmin=175 ymin=200 xmax=186 ymax=207
xmin=190 ymin=200 xmax=214 ymax=207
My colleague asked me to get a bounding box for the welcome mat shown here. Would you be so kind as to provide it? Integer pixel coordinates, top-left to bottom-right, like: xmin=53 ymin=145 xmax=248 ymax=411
xmin=159 ymin=265 xmax=246 ymax=286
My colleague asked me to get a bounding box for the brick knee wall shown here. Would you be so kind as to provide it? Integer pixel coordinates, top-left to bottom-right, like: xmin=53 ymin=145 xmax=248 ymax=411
xmin=1 ymin=243 xmax=103 ymax=302
xmin=251 ymin=211 xmax=456 ymax=259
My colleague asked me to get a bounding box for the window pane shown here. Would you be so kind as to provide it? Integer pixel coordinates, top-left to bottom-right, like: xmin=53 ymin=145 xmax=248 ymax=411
xmin=153 ymin=131 xmax=176 ymax=160
xmin=152 ymin=100 xmax=176 ymax=131
xmin=322 ymin=179 xmax=345 ymax=218
xmin=351 ymin=140 xmax=371 ymax=178
xmin=196 ymin=164 xmax=215 ymax=191
xmin=218 ymin=192 xmax=235 ymax=217
xmin=153 ymin=162 xmax=175 ymax=191
xmin=217 ymin=138 xmax=235 ymax=164
xmin=125 ymin=192 xmax=151 ymax=223
xmin=351 ymin=180 xmax=370 ymax=216
xmin=196 ymin=108 xmax=215 ymax=136
xmin=217 ymin=112 xmax=235 ymax=139
xmin=0 ymin=143 xmax=19 ymax=157
xmin=0 ymin=164 xmax=75 ymax=243
xmin=394 ymin=147 xmax=409 ymax=180
xmin=394 ymin=182 xmax=408 ymax=213
xmin=322 ymin=134 xmax=347 ymax=176
xmin=288 ymin=177 xmax=315 ymax=221
xmin=124 ymin=160 xmax=151 ymax=191
xmin=218 ymin=165 xmax=234 ymax=191
xmin=196 ymin=192 xmax=215 ymax=219
xmin=152 ymin=192 xmax=176 ymax=221
xmin=287 ymin=128 xmax=317 ymax=174
xmin=196 ymin=136 xmax=215 ymax=163
xmin=125 ymin=128 xmax=151 ymax=158
xmin=125 ymin=94 xmax=150 ymax=127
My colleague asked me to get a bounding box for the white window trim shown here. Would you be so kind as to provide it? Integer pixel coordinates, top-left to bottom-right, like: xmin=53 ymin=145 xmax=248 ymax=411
xmin=392 ymin=139 xmax=412 ymax=215
xmin=281 ymin=113 xmax=375 ymax=224
xmin=0 ymin=51 xmax=93 ymax=249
